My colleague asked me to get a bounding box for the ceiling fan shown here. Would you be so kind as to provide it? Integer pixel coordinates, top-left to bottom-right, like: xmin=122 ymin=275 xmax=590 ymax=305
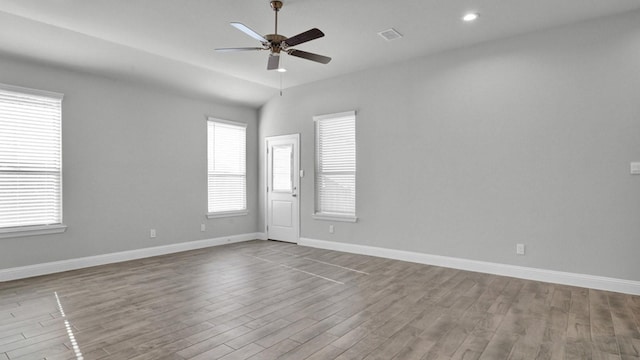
xmin=215 ymin=0 xmax=331 ymax=71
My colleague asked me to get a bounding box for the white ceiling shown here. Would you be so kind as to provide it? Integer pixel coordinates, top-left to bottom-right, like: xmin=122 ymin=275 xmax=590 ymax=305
xmin=1 ymin=0 xmax=640 ymax=107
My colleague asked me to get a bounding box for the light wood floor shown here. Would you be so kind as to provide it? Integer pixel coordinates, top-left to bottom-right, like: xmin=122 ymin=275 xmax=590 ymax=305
xmin=1 ymin=240 xmax=639 ymax=360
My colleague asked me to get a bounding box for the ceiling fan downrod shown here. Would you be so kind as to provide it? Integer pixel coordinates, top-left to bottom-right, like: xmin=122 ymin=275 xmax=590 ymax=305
xmin=271 ymin=1 xmax=283 ymax=35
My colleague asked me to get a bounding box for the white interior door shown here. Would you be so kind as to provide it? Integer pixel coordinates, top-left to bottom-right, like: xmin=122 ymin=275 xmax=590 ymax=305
xmin=266 ymin=134 xmax=300 ymax=243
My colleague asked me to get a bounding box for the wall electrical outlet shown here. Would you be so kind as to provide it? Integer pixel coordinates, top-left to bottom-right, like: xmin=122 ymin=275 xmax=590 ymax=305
xmin=329 ymin=225 xmax=334 ymax=234
xmin=200 ymin=223 xmax=206 ymax=232
xmin=516 ymin=243 xmax=525 ymax=255
xmin=631 ymin=162 xmax=640 ymax=175
xmin=150 ymin=229 xmax=157 ymax=238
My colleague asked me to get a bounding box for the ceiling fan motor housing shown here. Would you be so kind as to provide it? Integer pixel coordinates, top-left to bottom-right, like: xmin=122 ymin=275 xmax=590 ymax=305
xmin=265 ymin=34 xmax=287 ymax=53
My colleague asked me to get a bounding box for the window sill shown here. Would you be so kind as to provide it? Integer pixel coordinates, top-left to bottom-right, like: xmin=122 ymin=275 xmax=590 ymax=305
xmin=207 ymin=211 xmax=248 ymax=219
xmin=0 ymin=224 xmax=67 ymax=239
xmin=312 ymin=213 xmax=358 ymax=223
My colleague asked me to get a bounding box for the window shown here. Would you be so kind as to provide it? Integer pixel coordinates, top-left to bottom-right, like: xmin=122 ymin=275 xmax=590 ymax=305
xmin=207 ymin=118 xmax=247 ymax=217
xmin=313 ymin=111 xmax=357 ymax=222
xmin=0 ymin=83 xmax=66 ymax=238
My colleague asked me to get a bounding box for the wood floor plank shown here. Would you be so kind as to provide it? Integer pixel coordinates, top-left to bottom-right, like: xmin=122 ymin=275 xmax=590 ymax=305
xmin=333 ymin=333 xmax=387 ymax=360
xmin=362 ymin=325 xmax=422 ymax=360
xmin=177 ymin=326 xmax=254 ymax=358
xmin=508 ymin=318 xmax=547 ymax=359
xmin=218 ymin=343 xmax=265 ymax=360
xmin=103 ymin=322 xmax=213 ymax=358
xmin=608 ymin=293 xmax=640 ymax=339
xmin=305 ymin=345 xmax=346 ymax=360
xmin=390 ymin=336 xmax=435 ymax=360
xmin=225 ymin=319 xmax=291 ymax=349
xmin=422 ymin=322 xmax=478 ymax=359
xmin=278 ymin=332 xmax=338 ymax=360
xmin=289 ymin=315 xmax=347 ymax=344
xmin=188 ymin=344 xmax=234 ymax=360
xmin=7 ymin=338 xmax=69 ymax=360
xmin=449 ymin=328 xmax=493 ymax=360
xmin=564 ymin=338 xmax=593 ymax=360
xmin=567 ymin=312 xmax=592 ymax=340
xmin=254 ymin=318 xmax=317 ymax=348
xmin=0 ymin=334 xmax=24 ymax=347
xmin=478 ymin=332 xmax=519 ymax=360
xmin=246 ymin=339 xmax=300 ymax=360
xmin=0 ymin=240 xmax=638 ymax=360
xmin=591 ymin=290 xmax=617 ymax=338
xmin=617 ymin=336 xmax=640 ymax=358
xmin=535 ymin=340 xmax=565 ymax=360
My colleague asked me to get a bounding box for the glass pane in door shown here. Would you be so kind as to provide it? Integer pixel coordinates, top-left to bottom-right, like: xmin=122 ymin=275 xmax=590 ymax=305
xmin=272 ymin=144 xmax=293 ymax=192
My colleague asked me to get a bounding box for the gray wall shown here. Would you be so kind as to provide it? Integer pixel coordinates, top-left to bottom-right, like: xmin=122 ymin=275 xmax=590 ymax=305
xmin=0 ymin=56 xmax=259 ymax=269
xmin=259 ymin=11 xmax=640 ymax=281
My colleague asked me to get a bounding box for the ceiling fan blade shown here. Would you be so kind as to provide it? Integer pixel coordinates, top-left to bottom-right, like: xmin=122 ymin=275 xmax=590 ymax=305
xmin=286 ymin=49 xmax=331 ymax=64
xmin=230 ymin=22 xmax=268 ymax=43
xmin=215 ymin=47 xmax=264 ymax=52
xmin=267 ymin=54 xmax=280 ymax=70
xmin=283 ymin=28 xmax=324 ymax=47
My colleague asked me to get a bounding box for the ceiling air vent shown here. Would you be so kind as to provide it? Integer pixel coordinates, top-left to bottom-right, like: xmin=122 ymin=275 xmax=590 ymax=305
xmin=378 ymin=28 xmax=403 ymax=41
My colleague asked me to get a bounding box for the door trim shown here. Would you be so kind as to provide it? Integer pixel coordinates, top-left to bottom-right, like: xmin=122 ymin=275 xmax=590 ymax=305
xmin=264 ymin=134 xmax=300 ymax=243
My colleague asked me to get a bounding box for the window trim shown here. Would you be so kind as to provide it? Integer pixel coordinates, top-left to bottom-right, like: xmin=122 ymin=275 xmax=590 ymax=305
xmin=0 ymin=224 xmax=67 ymax=239
xmin=206 ymin=210 xmax=249 ymax=219
xmin=313 ymin=110 xmax=357 ymax=223
xmin=312 ymin=213 xmax=358 ymax=223
xmin=0 ymin=83 xmax=66 ymax=237
xmin=206 ymin=117 xmax=248 ymax=218
xmin=0 ymin=83 xmax=64 ymax=101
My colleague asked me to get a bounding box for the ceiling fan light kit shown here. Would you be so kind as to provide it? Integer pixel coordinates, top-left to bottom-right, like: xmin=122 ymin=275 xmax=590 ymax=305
xmin=215 ymin=0 xmax=331 ymax=71
xmin=462 ymin=12 xmax=480 ymax=22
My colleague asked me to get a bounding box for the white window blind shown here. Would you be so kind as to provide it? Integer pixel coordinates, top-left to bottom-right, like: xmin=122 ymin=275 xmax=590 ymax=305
xmin=207 ymin=119 xmax=247 ymax=214
xmin=0 ymin=84 xmax=63 ymax=229
xmin=314 ymin=111 xmax=356 ymax=219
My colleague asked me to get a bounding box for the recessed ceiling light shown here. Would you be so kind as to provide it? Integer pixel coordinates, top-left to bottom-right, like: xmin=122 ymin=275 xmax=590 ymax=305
xmin=276 ymin=68 xmax=287 ymax=73
xmin=462 ymin=12 xmax=479 ymax=22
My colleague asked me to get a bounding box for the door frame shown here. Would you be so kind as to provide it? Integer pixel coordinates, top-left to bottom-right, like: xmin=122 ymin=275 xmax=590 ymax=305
xmin=264 ymin=133 xmax=300 ymax=243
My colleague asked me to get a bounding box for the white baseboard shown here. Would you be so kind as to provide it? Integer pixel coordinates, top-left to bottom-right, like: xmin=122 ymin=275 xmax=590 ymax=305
xmin=0 ymin=233 xmax=262 ymax=282
xmin=299 ymin=238 xmax=640 ymax=296
xmin=6 ymin=234 xmax=638 ymax=295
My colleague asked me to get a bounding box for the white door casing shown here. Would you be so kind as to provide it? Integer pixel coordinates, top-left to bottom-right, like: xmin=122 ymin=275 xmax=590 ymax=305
xmin=266 ymin=134 xmax=300 ymax=243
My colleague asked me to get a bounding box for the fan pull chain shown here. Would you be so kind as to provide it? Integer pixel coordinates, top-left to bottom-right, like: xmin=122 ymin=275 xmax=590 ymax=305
xmin=280 ymin=71 xmax=283 ymax=96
